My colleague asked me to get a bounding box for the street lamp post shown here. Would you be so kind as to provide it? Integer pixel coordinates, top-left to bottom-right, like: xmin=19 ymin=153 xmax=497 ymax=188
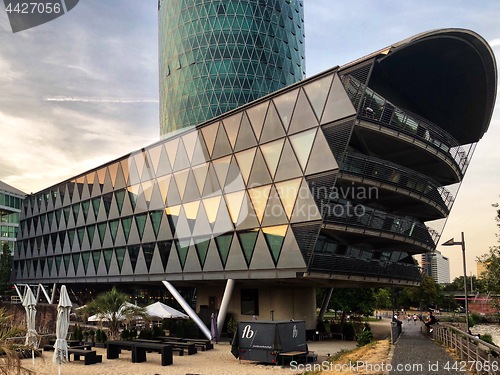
xmin=442 ymin=232 xmax=469 ymax=331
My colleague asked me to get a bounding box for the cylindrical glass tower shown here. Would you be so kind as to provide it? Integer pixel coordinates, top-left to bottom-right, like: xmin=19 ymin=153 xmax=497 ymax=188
xmin=159 ymin=0 xmax=306 ymax=137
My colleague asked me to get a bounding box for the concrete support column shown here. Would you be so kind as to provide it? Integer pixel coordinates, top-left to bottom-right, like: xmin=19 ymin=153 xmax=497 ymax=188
xmin=217 ymin=279 xmax=235 ymax=338
xmin=162 ymin=281 xmax=212 ymax=340
xmin=318 ymin=288 xmax=333 ymax=321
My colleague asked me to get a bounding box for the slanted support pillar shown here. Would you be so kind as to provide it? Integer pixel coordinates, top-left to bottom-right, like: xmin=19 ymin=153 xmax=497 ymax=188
xmin=217 ymin=279 xmax=235 ymax=338
xmin=38 ymin=284 xmax=51 ymax=304
xmin=162 ymin=281 xmax=212 ymax=340
xmin=50 ymin=283 xmax=57 ymax=304
xmin=318 ymin=288 xmax=333 ymax=321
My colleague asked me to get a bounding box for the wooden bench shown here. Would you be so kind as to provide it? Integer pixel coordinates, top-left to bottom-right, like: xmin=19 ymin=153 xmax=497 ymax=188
xmin=133 ymin=342 xmax=173 ymax=366
xmin=160 ymin=337 xmax=213 ymax=351
xmin=278 ymin=351 xmax=307 ymax=367
xmin=67 ymin=348 xmax=102 ymax=365
xmin=163 ymin=341 xmax=197 ymax=355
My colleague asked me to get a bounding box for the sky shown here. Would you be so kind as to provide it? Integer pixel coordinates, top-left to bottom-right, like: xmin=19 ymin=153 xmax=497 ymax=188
xmin=0 ymin=0 xmax=499 ymax=280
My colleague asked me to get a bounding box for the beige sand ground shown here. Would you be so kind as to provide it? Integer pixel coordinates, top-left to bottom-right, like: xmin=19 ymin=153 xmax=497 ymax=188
xmin=22 ymin=320 xmax=390 ymax=375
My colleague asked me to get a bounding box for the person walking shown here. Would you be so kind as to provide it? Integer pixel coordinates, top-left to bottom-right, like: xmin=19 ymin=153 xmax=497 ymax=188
xmin=413 ymin=313 xmax=417 ymax=325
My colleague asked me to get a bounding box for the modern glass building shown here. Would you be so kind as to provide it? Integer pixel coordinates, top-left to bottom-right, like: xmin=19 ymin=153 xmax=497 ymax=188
xmin=159 ymin=0 xmax=306 ymax=136
xmin=13 ymin=29 xmax=496 ymax=330
xmin=0 ymin=181 xmax=25 ymax=255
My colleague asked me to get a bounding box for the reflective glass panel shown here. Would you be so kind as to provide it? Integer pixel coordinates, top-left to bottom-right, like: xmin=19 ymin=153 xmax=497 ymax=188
xmin=262 ymin=225 xmax=288 ymax=264
xmin=115 ymin=247 xmax=126 ymax=272
xmin=289 ymin=128 xmax=317 ymax=171
xmin=121 ymin=217 xmax=132 ymax=242
xmin=225 ymin=191 xmax=245 ymax=224
xmin=135 ymin=213 xmax=147 ymax=241
xmin=237 ymin=229 xmax=259 ymax=266
xmin=275 ymin=178 xmax=302 ymax=219
xmin=202 ymin=196 xmax=221 ymax=224
xmin=235 ymin=148 xmax=256 ymax=184
xmin=248 ymin=185 xmax=272 ymax=223
xmin=260 ymin=139 xmax=285 ymax=179
xmin=109 ymin=219 xmax=119 ymax=243
xmin=215 ymin=233 xmax=233 ymax=267
xmin=103 ymin=249 xmax=113 ymax=272
xmin=97 ymin=223 xmax=107 ymax=246
xmin=81 ymin=251 xmax=90 ymax=273
xmin=92 ymin=251 xmax=100 ymax=273
xmin=142 ymin=243 xmax=155 ymax=271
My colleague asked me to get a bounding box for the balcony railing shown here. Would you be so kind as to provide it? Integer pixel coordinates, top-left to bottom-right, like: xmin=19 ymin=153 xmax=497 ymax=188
xmin=322 ymin=199 xmax=438 ymax=248
xmin=308 ymin=252 xmax=422 ymax=282
xmin=340 ymin=152 xmax=454 ymax=215
xmin=342 ymin=75 xmax=470 ymax=176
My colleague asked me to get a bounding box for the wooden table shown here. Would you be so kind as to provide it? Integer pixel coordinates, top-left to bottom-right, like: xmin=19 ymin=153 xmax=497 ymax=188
xmin=106 ymin=340 xmax=135 ymax=360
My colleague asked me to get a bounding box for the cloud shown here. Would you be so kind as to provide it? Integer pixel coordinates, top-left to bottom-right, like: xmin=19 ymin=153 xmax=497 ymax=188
xmin=489 ymin=38 xmax=500 ymax=47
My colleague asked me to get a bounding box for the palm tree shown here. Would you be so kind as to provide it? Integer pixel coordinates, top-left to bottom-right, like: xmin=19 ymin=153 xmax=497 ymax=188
xmin=0 ymin=308 xmax=34 ymax=374
xmin=85 ymin=287 xmax=146 ymax=339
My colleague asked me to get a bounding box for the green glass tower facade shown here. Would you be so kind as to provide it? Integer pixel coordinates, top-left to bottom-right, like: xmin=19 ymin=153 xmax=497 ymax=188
xmin=159 ymin=0 xmax=306 ymax=136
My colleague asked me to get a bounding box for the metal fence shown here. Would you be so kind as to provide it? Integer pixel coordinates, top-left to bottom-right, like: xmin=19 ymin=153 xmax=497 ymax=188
xmin=434 ymin=324 xmax=500 ymax=375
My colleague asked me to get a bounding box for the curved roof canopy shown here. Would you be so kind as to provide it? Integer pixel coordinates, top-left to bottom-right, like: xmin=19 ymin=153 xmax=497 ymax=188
xmin=368 ymin=29 xmax=497 ymax=144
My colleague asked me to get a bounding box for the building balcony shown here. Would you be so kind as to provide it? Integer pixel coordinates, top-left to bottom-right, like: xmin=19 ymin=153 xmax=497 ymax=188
xmin=307 ymin=252 xmax=422 ymax=283
xmin=338 ymin=152 xmax=453 ymax=221
xmin=321 ymin=200 xmax=438 ymax=253
xmin=343 ymin=76 xmax=471 ymax=184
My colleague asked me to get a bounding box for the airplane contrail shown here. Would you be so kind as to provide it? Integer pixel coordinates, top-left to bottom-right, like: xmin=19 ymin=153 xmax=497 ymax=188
xmin=44 ymin=96 xmax=159 ymax=103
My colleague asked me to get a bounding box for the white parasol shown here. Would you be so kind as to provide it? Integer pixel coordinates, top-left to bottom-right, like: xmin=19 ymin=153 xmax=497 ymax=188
xmin=52 ymin=286 xmax=72 ymax=375
xmin=22 ymin=286 xmax=38 ymax=364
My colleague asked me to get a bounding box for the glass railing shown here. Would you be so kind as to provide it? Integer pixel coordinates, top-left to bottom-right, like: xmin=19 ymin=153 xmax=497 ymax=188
xmin=340 ymin=152 xmax=454 ymax=214
xmin=322 ymin=199 xmax=438 ymax=248
xmin=342 ymin=75 xmax=469 ymax=175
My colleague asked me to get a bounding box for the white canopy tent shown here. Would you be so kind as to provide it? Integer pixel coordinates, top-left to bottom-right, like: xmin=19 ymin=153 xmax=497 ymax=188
xmin=145 ymin=302 xmax=189 ymax=319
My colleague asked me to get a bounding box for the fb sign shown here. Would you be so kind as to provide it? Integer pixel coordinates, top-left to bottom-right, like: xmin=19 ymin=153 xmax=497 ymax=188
xmin=241 ymin=325 xmax=255 ymax=339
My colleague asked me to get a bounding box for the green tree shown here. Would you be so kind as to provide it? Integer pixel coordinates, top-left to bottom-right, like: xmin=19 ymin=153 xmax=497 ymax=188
xmin=477 ymin=202 xmax=500 ymax=308
xmin=443 ymin=276 xmax=486 ymax=294
xmin=84 ymin=287 xmax=146 ymax=339
xmin=0 ymin=243 xmax=13 ymax=295
xmin=398 ymin=275 xmax=443 ymax=310
xmin=373 ymin=288 xmax=391 ymax=310
xmin=328 ymin=288 xmax=375 ymax=319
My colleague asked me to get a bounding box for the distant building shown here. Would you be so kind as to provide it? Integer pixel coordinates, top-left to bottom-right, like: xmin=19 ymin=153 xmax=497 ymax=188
xmin=421 ymin=250 xmax=450 ymax=284
xmin=159 ymin=0 xmax=306 ymax=136
xmin=0 ymin=181 xmax=25 ymax=255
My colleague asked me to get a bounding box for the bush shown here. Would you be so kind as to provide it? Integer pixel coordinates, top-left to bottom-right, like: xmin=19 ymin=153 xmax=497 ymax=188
xmin=480 ymin=334 xmax=496 ymax=346
xmin=138 ymin=328 xmax=154 ymax=339
xmin=120 ymin=329 xmax=137 ymax=340
xmin=95 ymin=329 xmax=108 ymax=343
xmin=356 ymin=323 xmax=373 ymax=347
xmin=70 ymin=324 xmax=83 ymax=341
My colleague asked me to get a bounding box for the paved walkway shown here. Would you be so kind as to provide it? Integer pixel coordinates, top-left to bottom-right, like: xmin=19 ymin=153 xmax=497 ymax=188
xmin=390 ymin=321 xmax=466 ymax=375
